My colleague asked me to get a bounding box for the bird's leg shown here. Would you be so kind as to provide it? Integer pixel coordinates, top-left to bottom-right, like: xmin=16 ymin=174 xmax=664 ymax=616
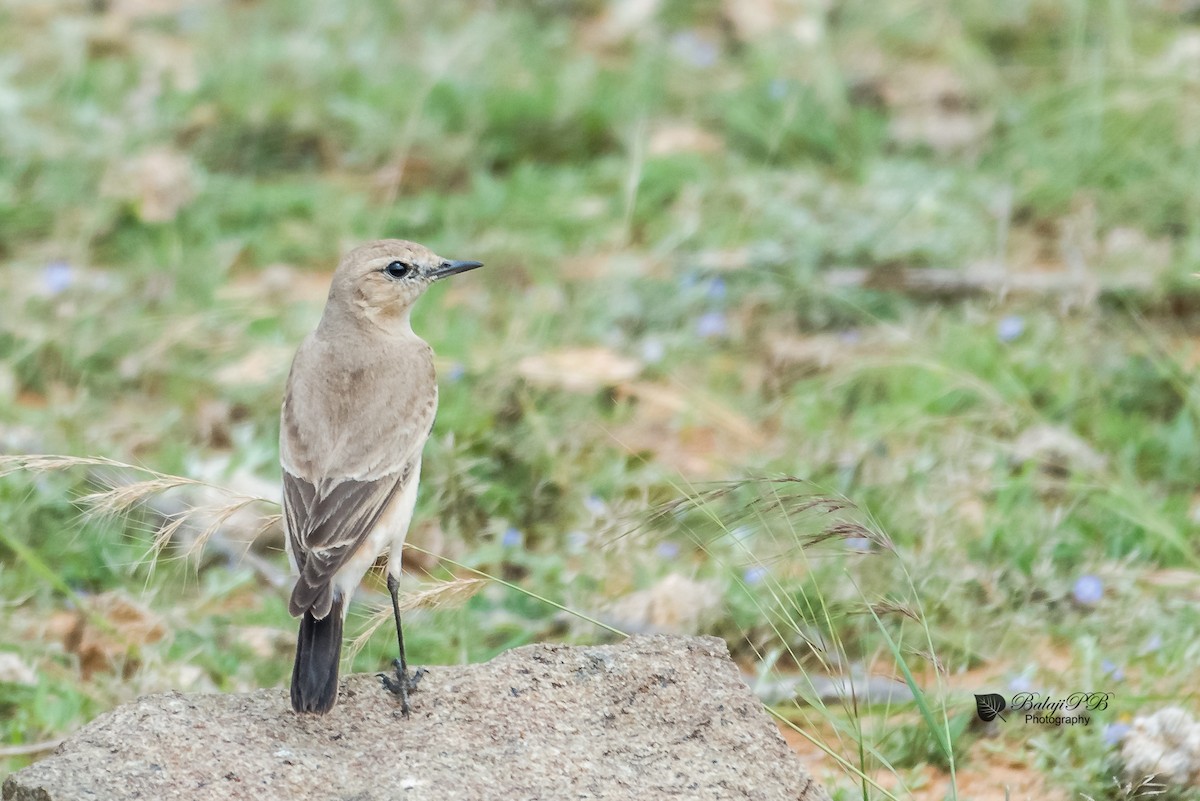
xmin=378 ymin=573 xmax=425 ymax=716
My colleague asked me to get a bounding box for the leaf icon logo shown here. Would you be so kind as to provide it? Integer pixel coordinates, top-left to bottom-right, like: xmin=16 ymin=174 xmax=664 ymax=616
xmin=975 ymin=693 xmax=1007 ymax=722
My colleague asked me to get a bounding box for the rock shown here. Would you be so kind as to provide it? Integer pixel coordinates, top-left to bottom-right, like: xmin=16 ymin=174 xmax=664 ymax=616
xmin=1120 ymin=706 xmax=1200 ymax=786
xmin=3 ymin=635 xmax=828 ymax=801
xmin=602 ymin=574 xmax=723 ymax=635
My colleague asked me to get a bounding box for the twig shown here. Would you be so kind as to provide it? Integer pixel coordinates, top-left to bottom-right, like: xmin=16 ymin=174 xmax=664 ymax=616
xmin=0 ymin=738 xmax=63 ymax=757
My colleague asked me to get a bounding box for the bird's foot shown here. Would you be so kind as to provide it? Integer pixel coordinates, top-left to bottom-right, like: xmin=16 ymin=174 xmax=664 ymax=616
xmin=378 ymin=660 xmax=426 ymax=717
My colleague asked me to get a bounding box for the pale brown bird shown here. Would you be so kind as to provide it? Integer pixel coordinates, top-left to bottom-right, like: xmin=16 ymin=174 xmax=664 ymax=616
xmin=281 ymin=239 xmax=482 ymax=715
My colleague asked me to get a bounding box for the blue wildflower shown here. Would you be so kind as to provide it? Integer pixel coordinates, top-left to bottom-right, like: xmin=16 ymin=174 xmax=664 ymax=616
xmin=1072 ymin=575 xmax=1103 ymax=607
xmin=501 ymin=527 xmax=523 ymax=548
xmin=1008 ymin=673 xmax=1034 ymax=693
xmin=670 ymin=32 xmax=718 ymax=69
xmin=695 ymin=311 xmax=728 ymax=339
xmin=743 ymin=565 xmax=768 ymax=585
xmin=997 ymin=315 xmax=1025 ymax=343
xmin=567 ymin=530 xmax=587 ymax=552
xmin=42 ymin=261 xmax=73 ymax=295
xmin=731 ymin=526 xmax=753 ymax=542
xmin=640 ymin=338 xmax=665 ymax=364
xmin=1103 ymin=722 xmax=1130 ymax=748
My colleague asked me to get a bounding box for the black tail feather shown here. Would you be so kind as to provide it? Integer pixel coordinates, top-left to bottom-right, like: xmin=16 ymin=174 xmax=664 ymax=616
xmin=291 ymin=596 xmax=344 ymax=714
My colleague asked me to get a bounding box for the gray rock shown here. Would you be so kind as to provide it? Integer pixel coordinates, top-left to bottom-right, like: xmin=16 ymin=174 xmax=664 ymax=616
xmin=4 ymin=635 xmax=828 ymax=801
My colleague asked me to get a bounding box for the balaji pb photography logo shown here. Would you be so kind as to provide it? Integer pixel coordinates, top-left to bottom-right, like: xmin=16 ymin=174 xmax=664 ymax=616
xmin=974 ymin=691 xmax=1112 ymax=726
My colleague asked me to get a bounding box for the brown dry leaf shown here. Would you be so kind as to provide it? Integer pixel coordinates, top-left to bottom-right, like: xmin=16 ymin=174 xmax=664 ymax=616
xmin=560 ymin=252 xmax=663 ymax=282
xmin=137 ymin=33 xmax=199 ymax=93
xmin=1010 ymin=425 xmax=1107 ymax=477
xmin=0 ymin=653 xmax=37 ymax=685
xmin=609 ymin=419 xmax=730 ymax=477
xmin=218 ymin=263 xmax=332 ymax=306
xmin=690 ymin=247 xmax=753 ymax=272
xmin=877 ymin=63 xmax=993 ymax=155
xmin=766 ymin=334 xmax=850 ymax=380
xmin=1156 ymin=30 xmax=1200 ymax=83
xmin=617 ymin=381 xmax=766 ymax=446
xmin=517 ymin=347 xmax=642 ymax=393
xmin=57 ymin=591 xmax=167 ymax=679
xmin=1143 ymin=568 xmax=1200 ymax=600
xmin=102 ymin=147 xmax=197 ymax=223
xmin=213 ymin=345 xmax=294 ymax=388
xmin=604 ymin=573 xmax=721 ymax=635
xmin=581 ymin=0 xmax=662 ymax=47
xmin=648 ymin=124 xmax=724 ymax=156
xmin=722 ymin=0 xmax=828 ymax=45
xmin=104 ymin=0 xmax=202 ymax=20
xmin=1007 ymin=220 xmax=1066 ymax=274
xmin=1101 ymin=226 xmax=1173 ymax=276
xmin=403 ymin=518 xmax=452 ymax=574
xmin=607 ymin=380 xmax=768 ymax=476
xmin=881 ymin=752 xmax=1068 ymax=801
xmin=231 ymin=626 xmax=292 ymax=660
xmin=87 ymin=15 xmax=134 ymax=58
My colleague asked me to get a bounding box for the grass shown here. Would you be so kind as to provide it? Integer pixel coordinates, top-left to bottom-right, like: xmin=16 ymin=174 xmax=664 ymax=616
xmin=2 ymin=0 xmax=1200 ymax=797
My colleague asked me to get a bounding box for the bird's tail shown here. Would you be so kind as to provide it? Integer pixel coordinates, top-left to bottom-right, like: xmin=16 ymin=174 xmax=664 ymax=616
xmin=290 ymin=595 xmax=344 ymax=714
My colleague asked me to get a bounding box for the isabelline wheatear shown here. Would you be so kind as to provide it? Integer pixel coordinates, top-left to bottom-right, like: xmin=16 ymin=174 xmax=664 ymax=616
xmin=281 ymin=239 xmax=482 ymax=715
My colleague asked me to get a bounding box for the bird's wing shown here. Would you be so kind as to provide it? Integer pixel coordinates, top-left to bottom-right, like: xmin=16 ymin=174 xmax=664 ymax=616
xmin=280 ymin=334 xmax=437 ymax=618
xmin=283 ymin=463 xmax=412 ymax=618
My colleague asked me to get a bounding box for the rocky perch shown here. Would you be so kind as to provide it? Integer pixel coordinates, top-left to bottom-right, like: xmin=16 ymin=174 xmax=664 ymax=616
xmin=4 ymin=635 xmax=828 ymax=800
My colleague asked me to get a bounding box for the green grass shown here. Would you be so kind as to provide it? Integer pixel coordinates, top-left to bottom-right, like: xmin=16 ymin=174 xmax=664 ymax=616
xmin=2 ymin=0 xmax=1200 ymax=797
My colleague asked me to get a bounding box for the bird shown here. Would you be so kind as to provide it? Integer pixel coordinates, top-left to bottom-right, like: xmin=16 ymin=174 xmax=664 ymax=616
xmin=280 ymin=239 xmax=482 ymax=715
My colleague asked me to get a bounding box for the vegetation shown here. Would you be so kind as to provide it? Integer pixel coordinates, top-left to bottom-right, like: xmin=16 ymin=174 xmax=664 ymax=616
xmin=2 ymin=0 xmax=1199 ymax=797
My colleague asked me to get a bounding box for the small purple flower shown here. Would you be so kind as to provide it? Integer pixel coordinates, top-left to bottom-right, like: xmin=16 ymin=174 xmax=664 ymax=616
xmin=640 ymin=338 xmax=665 ymax=364
xmin=446 ymin=362 xmax=465 ymax=382
xmin=743 ymin=565 xmax=768 ymax=585
xmin=844 ymin=537 xmax=872 ymax=552
xmin=838 ymin=329 xmax=862 ymax=345
xmin=567 ymin=530 xmax=587 ymax=552
xmin=583 ymin=495 xmax=605 ymax=517
xmin=706 ymin=277 xmax=727 ymax=301
xmin=1008 ymin=673 xmax=1034 ymax=693
xmin=501 ymin=527 xmax=523 ymax=548
xmin=695 ymin=311 xmax=728 ymax=339
xmin=1072 ymin=574 xmax=1103 ymax=607
xmin=1140 ymin=633 xmax=1163 ymax=655
xmin=42 ymin=261 xmax=73 ymax=295
xmin=1103 ymin=722 xmax=1130 ymax=748
xmin=997 ymin=315 xmax=1025 ymax=343
xmin=656 ymin=542 xmax=680 ymax=560
xmin=670 ymin=31 xmax=718 ymax=69
xmin=731 ymin=525 xmax=753 ymax=542
xmin=1101 ymin=659 xmax=1124 ymax=681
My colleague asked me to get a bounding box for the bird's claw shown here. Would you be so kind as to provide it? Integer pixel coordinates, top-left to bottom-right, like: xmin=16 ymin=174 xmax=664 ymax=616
xmin=378 ymin=661 xmax=426 ymax=717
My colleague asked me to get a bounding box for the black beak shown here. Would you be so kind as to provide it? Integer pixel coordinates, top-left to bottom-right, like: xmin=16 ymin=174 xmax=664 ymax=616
xmin=431 ymin=260 xmax=483 ymax=280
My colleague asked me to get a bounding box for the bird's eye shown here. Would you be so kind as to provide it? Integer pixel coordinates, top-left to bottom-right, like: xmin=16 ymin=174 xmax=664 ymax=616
xmin=384 ymin=261 xmax=413 ymax=279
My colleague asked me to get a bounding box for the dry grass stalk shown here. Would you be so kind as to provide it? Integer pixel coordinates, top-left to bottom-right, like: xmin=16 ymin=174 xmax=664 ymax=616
xmin=1 ymin=453 xmax=279 ymax=567
xmin=346 ymin=577 xmax=487 ymax=659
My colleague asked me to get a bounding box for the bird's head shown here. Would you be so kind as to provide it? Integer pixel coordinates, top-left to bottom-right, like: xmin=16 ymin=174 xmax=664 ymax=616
xmin=324 ymin=239 xmax=482 ymax=334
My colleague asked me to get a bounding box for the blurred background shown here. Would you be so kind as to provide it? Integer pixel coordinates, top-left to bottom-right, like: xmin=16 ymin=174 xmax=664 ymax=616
xmin=2 ymin=0 xmax=1200 ymax=797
